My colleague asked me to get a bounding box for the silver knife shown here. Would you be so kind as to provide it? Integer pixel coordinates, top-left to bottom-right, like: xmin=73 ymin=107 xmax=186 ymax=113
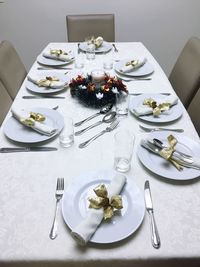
xmin=144 ymin=180 xmax=161 ymax=249
xmin=0 ymin=147 xmax=58 ymax=153
xmin=23 ymin=96 xmax=65 ymax=99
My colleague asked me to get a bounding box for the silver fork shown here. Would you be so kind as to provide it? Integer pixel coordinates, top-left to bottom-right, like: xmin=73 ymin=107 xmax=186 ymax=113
xmin=49 ymin=178 xmax=64 ymax=240
xmin=139 ymin=125 xmax=184 ymax=133
xmin=79 ymin=119 xmax=119 ymax=148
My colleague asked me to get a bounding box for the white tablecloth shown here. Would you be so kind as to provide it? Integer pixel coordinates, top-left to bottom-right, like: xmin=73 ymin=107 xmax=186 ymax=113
xmin=0 ymin=42 xmax=200 ymax=267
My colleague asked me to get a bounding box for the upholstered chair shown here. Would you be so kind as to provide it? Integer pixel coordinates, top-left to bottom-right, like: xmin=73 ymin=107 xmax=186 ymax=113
xmin=66 ymin=14 xmax=115 ymax=42
xmin=187 ymin=88 xmax=200 ymax=136
xmin=169 ymin=37 xmax=200 ymax=108
xmin=0 ymin=80 xmax=12 ymax=125
xmin=0 ymin=40 xmax=27 ymax=100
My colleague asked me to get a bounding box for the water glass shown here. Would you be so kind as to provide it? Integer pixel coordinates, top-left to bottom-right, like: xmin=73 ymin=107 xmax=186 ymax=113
xmin=86 ymin=44 xmax=95 ymax=60
xmin=59 ymin=116 xmax=74 ymax=148
xmin=103 ymin=51 xmax=113 ymax=70
xmin=75 ymin=53 xmax=85 ymax=69
xmin=115 ymin=93 xmax=129 ymax=116
xmin=114 ymin=130 xmax=135 ymax=173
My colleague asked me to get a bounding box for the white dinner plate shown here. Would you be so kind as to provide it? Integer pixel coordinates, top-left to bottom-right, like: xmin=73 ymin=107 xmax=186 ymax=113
xmin=4 ymin=108 xmax=64 ymax=144
xmin=37 ymin=52 xmax=74 ymax=66
xmin=129 ymin=94 xmax=183 ymax=123
xmin=137 ymin=131 xmax=200 ymax=180
xmin=25 ymin=72 xmax=69 ymax=94
xmin=115 ymin=59 xmax=154 ymax=77
xmin=62 ymin=169 xmax=145 ymax=244
xmin=79 ymin=41 xmax=113 ymax=53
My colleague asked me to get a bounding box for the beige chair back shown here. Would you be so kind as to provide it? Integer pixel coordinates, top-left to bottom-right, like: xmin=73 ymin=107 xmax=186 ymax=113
xmin=169 ymin=37 xmax=200 ymax=108
xmin=0 ymin=40 xmax=27 ymax=100
xmin=187 ymin=88 xmax=200 ymax=136
xmin=0 ymin=80 xmax=12 ymax=126
xmin=66 ymin=14 xmax=115 ymax=42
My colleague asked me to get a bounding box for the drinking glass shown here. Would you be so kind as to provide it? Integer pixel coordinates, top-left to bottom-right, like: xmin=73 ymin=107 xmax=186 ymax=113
xmin=115 ymin=93 xmax=129 ymax=116
xmin=114 ymin=130 xmax=135 ymax=172
xmin=103 ymin=50 xmax=113 ymax=70
xmin=59 ymin=116 xmax=74 ymax=148
xmin=86 ymin=44 xmax=95 ymax=60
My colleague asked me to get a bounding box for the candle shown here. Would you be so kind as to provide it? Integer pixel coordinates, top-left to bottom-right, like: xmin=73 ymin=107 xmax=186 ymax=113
xmin=91 ymin=69 xmax=105 ymax=83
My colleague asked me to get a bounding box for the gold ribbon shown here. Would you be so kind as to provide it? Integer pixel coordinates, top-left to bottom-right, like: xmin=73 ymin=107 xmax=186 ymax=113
xmin=143 ymin=98 xmax=171 ymax=116
xmin=125 ymin=59 xmax=139 ymax=67
xmin=50 ymin=49 xmax=68 ymax=56
xmin=88 ymin=184 xmax=123 ymax=220
xmin=159 ymin=135 xmax=182 ymax=170
xmin=37 ymin=76 xmax=59 ymax=87
xmin=87 ymin=36 xmax=103 ymax=48
xmin=20 ymin=112 xmax=46 ymax=127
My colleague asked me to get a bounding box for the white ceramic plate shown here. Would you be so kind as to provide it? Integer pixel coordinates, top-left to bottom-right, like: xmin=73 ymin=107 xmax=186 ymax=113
xmin=25 ymin=72 xmax=69 ymax=94
xmin=115 ymin=59 xmax=154 ymax=77
xmin=4 ymin=108 xmax=64 ymax=144
xmin=37 ymin=52 xmax=74 ymax=66
xmin=137 ymin=131 xmax=200 ymax=180
xmin=129 ymin=94 xmax=183 ymax=123
xmin=62 ymin=169 xmax=145 ymax=244
xmin=79 ymin=41 xmax=113 ymax=53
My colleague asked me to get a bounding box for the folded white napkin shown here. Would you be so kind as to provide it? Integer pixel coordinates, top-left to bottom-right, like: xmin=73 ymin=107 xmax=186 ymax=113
xmin=71 ymin=173 xmax=126 ymax=246
xmin=120 ymin=57 xmax=147 ymax=73
xmin=11 ymin=108 xmax=57 ymax=136
xmin=27 ymin=75 xmax=65 ymax=89
xmin=133 ymin=95 xmax=178 ymax=117
xmin=42 ymin=50 xmax=73 ymax=62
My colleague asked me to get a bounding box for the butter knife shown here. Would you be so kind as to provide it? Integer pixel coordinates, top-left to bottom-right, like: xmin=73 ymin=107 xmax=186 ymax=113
xmin=144 ymin=180 xmax=161 ymax=249
xmin=23 ymin=96 xmax=65 ymax=99
xmin=0 ymin=147 xmax=58 ymax=153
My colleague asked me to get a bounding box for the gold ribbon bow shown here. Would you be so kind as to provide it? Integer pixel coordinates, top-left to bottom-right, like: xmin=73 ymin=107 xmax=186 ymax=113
xmin=88 ymin=184 xmax=123 ymax=220
xmin=20 ymin=112 xmax=45 ymax=127
xmin=87 ymin=36 xmax=103 ymax=48
xmin=159 ymin=135 xmax=182 ymax=170
xmin=125 ymin=59 xmax=139 ymax=67
xmin=37 ymin=76 xmax=59 ymax=87
xmin=143 ymin=98 xmax=171 ymax=116
xmin=50 ymin=49 xmax=67 ymax=56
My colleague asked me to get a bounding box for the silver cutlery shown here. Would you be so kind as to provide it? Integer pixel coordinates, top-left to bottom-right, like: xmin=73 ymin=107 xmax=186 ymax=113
xmin=0 ymin=147 xmax=57 ymax=153
xmin=139 ymin=125 xmax=184 ymax=133
xmin=129 ymin=93 xmax=170 ymax=96
xmin=37 ymin=67 xmax=73 ymax=70
xmin=116 ymin=75 xmax=151 ymax=82
xmin=153 ymin=138 xmax=192 ymax=159
xmin=23 ymin=96 xmax=65 ymax=99
xmin=74 ymin=103 xmax=113 ymax=127
xmin=79 ymin=119 xmax=119 ymax=148
xmin=49 ymin=177 xmax=64 ymax=240
xmin=144 ymin=180 xmax=161 ymax=249
xmin=112 ymin=43 xmax=118 ymax=52
xmin=77 ymin=43 xmax=81 ymax=54
xmin=75 ymin=111 xmax=116 ymax=136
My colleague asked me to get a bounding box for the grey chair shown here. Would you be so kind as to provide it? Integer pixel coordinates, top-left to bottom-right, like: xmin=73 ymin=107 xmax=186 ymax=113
xmin=169 ymin=37 xmax=200 ymax=108
xmin=0 ymin=80 xmax=12 ymax=126
xmin=187 ymin=88 xmax=200 ymax=136
xmin=0 ymin=40 xmax=27 ymax=100
xmin=66 ymin=14 xmax=115 ymax=42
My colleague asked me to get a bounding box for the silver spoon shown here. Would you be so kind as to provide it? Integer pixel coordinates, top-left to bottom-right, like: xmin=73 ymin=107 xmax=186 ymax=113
xmin=153 ymin=138 xmax=192 ymax=159
xmin=75 ymin=111 xmax=116 ymax=136
xmin=74 ymin=103 xmax=113 ymax=127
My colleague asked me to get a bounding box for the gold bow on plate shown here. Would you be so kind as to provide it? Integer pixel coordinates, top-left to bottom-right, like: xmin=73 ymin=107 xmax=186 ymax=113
xmin=37 ymin=76 xmax=59 ymax=87
xmin=143 ymin=98 xmax=171 ymax=116
xmin=88 ymin=184 xmax=123 ymax=220
xmin=159 ymin=135 xmax=182 ymax=170
xmin=125 ymin=59 xmax=139 ymax=67
xmin=20 ymin=112 xmax=46 ymax=127
xmin=50 ymin=49 xmax=68 ymax=56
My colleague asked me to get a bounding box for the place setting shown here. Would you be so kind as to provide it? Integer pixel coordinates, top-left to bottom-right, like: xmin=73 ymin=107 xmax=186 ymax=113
xmin=2 ymin=106 xmax=64 ymax=147
xmin=137 ymin=131 xmax=200 ymax=180
xmin=22 ymin=71 xmax=69 ymax=99
xmin=79 ymin=36 xmax=113 ymax=54
xmin=114 ymin=56 xmax=154 ymax=80
xmin=37 ymin=48 xmax=75 ymax=67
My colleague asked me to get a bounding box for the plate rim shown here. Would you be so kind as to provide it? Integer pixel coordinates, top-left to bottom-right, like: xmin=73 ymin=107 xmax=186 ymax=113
xmin=137 ymin=131 xmax=200 ymax=180
xmin=61 ymin=169 xmax=145 ymax=244
xmin=37 ymin=53 xmax=74 ymax=66
xmin=79 ymin=41 xmax=112 ymax=53
xmin=3 ymin=107 xmax=64 ymax=144
xmin=129 ymin=93 xmax=183 ymax=123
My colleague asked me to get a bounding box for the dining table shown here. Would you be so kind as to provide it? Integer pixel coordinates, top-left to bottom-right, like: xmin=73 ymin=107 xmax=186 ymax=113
xmin=0 ymin=42 xmax=200 ymax=267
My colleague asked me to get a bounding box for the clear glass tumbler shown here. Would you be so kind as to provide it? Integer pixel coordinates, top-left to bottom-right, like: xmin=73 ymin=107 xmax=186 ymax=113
xmin=59 ymin=116 xmax=74 ymax=148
